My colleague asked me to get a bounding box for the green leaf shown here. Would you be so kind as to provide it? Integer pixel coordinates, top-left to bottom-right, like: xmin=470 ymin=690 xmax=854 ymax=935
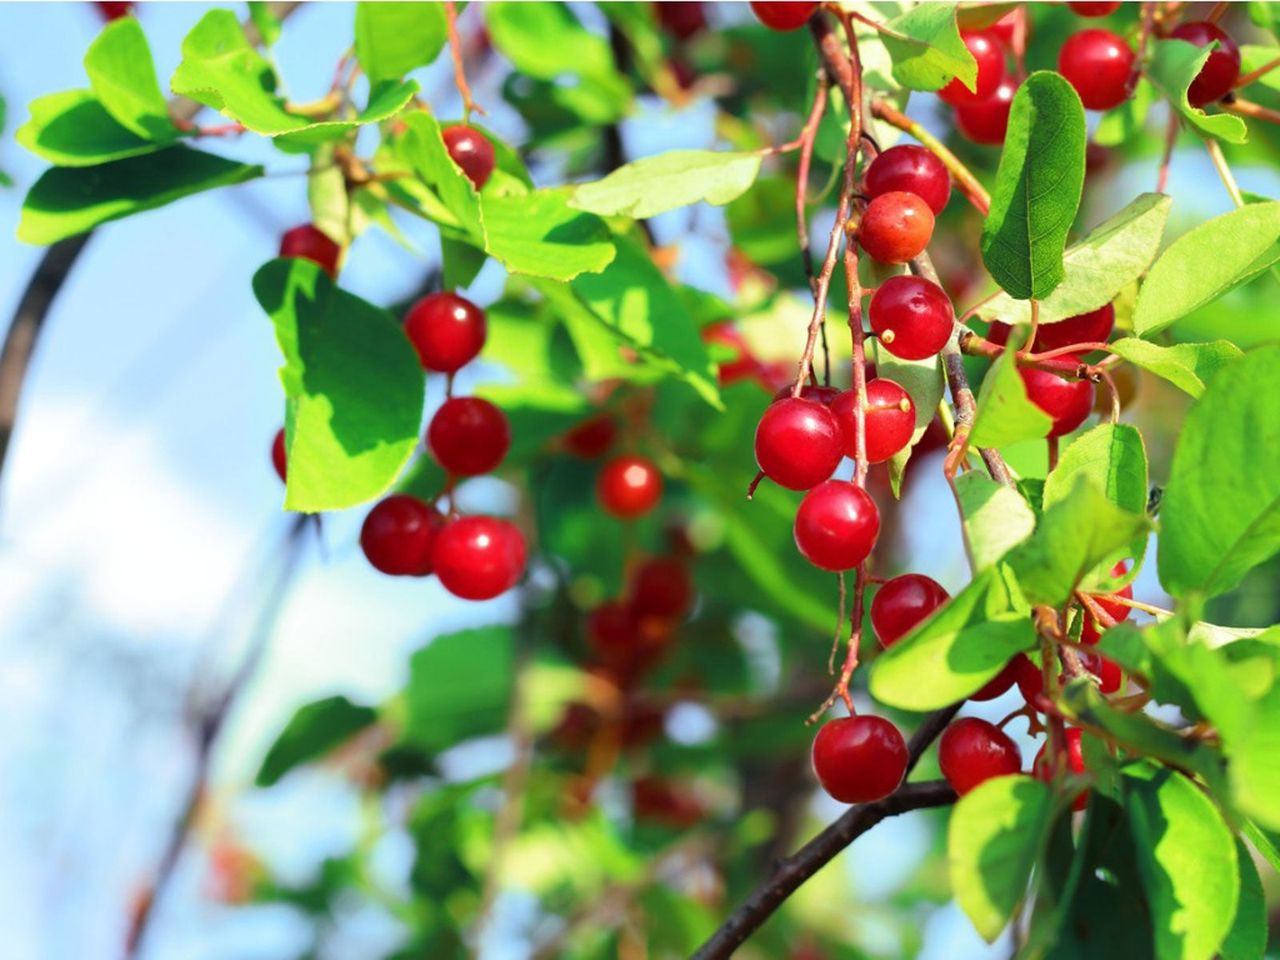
xmin=256 ymin=696 xmax=378 ymax=787
xmin=1008 ymin=476 xmax=1149 ymax=605
xmin=881 ymin=350 xmax=945 ymax=497
xmin=252 ymin=258 xmax=425 ymax=512
xmin=571 ymin=150 xmax=763 ymax=219
xmin=979 ymin=193 xmax=1172 ymax=327
xmin=18 ymin=146 xmax=262 ymax=245
xmin=1242 ymin=820 xmax=1280 ymax=873
xmin=981 ymin=71 xmax=1087 ymax=300
xmin=1108 ymin=338 xmax=1243 ymax=398
xmin=17 ymin=89 xmax=163 ymax=167
xmin=882 ymin=3 xmax=977 ymax=93
xmin=1043 ymin=423 xmax=1148 ymax=562
xmin=1124 ymin=764 xmax=1239 ymax=960
xmin=84 ymin=16 xmax=178 ymax=140
xmin=248 ymin=2 xmax=283 ymax=46
xmin=1095 ymin=76 xmax=1157 ymax=146
xmin=1133 ymin=202 xmax=1280 ymax=336
xmin=1147 ymin=39 xmax=1248 ymax=144
xmin=970 ymin=348 xmax=1054 ymax=448
xmin=948 ymin=775 xmax=1055 ymax=942
xmin=441 ymin=234 xmax=487 ymax=290
xmin=955 ymin=471 xmax=1036 ymax=569
xmin=870 ymin=566 xmax=1034 ymax=710
xmin=308 ymin=158 xmax=350 ymax=246
xmin=1221 ymin=839 xmax=1267 ymax=960
xmin=398 ymin=112 xmax=483 ymax=237
xmin=484 ymin=189 xmax=617 ymax=281
xmin=354 ymin=2 xmax=447 ymax=83
xmin=1159 ymin=344 xmax=1280 ymax=598
xmin=402 ymin=628 xmax=514 ymax=753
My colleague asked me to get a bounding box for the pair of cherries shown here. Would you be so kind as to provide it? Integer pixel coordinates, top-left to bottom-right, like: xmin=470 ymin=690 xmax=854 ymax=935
xmin=858 ymin=143 xmax=953 ymax=266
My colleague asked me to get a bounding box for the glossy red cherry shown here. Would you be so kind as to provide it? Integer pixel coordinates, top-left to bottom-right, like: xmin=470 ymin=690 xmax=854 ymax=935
xmin=1034 ymin=303 xmax=1116 ymax=352
xmin=1019 ymin=365 xmax=1095 ymax=438
xmin=871 ymin=573 xmax=949 ymax=647
xmin=1082 ymin=651 xmax=1123 ymax=693
xmin=794 ymin=480 xmax=880 ymax=571
xmin=830 ymin=379 xmax=916 ymax=464
xmin=812 ymin=715 xmax=909 ymax=803
xmin=772 ymin=382 xmax=843 ymax=405
xmin=432 ymin=516 xmax=526 ymax=600
xmin=938 ymin=717 xmax=1023 ymax=796
xmin=360 ymin=495 xmax=443 ymax=576
xmin=1068 ymin=1 xmax=1122 ymax=15
xmin=403 ymin=292 xmax=487 ymax=373
xmin=1012 ymin=654 xmax=1045 ymax=705
xmin=749 ymin=0 xmax=818 ymax=31
xmin=563 ymin=414 xmax=618 ymax=459
xmin=954 ymin=78 xmax=1016 ymax=144
xmin=598 ymin=455 xmax=663 ymax=518
xmin=427 ymin=397 xmax=511 ymax=476
xmin=271 ymin=428 xmax=287 ymax=482
xmin=869 ymin=275 xmax=954 ymax=361
xmin=939 ymin=31 xmax=1006 ymax=106
xmin=858 ymin=192 xmax=935 ymax=265
xmin=1170 ymin=22 xmax=1240 ymax=106
xmin=1058 ymin=29 xmax=1134 ymax=111
xmin=1081 ymin=560 xmax=1133 ymax=643
xmin=629 ymin=557 xmax=694 ymax=621
xmin=1034 ymin=727 xmax=1088 ymax=811
xmin=279 ymin=224 xmax=341 ymax=278
xmin=754 ymin=397 xmax=844 ymax=490
xmin=441 ymin=125 xmax=496 ymax=190
xmin=970 ymin=657 xmax=1021 ymax=702
xmin=654 ymin=1 xmax=706 ymax=40
xmin=864 ymin=145 xmax=952 ymax=215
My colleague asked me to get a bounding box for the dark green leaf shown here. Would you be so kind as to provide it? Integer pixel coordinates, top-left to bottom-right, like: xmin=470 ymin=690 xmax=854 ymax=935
xmin=17 ymin=89 xmax=163 ymax=166
xmin=256 ymin=696 xmax=378 ymax=787
xmin=354 ymin=2 xmax=448 ymax=83
xmin=403 ymin=628 xmax=514 ymax=752
xmin=1221 ymin=838 xmax=1266 ymax=960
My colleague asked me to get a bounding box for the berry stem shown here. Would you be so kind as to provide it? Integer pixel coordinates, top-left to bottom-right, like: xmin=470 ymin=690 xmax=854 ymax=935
xmin=1105 ymin=594 xmax=1174 ymax=618
xmin=1157 ymin=109 xmax=1179 ymax=194
xmin=794 ymin=71 xmax=833 ymax=384
xmin=444 ymin=0 xmax=485 ymax=121
xmin=1234 ymin=56 xmax=1280 ymax=90
xmin=1204 ymin=136 xmax=1245 ymax=208
xmin=869 ymin=99 xmax=992 ymax=215
xmin=1221 ymin=96 xmax=1280 ymax=125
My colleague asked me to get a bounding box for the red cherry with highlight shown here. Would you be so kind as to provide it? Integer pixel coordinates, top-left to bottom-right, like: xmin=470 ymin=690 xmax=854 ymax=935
xmin=598 ymin=455 xmax=663 ymax=518
xmin=858 ymin=192 xmax=935 ymax=265
xmin=1170 ymin=22 xmax=1240 ymax=106
xmin=870 ymin=573 xmax=949 ymax=647
xmin=754 ymin=397 xmax=844 ymax=490
xmin=749 ymin=0 xmax=818 ymax=31
xmin=360 ymin=495 xmax=443 ymax=576
xmin=830 ymin=379 xmax=916 ymax=464
xmin=864 ymin=145 xmax=952 ymax=215
xmin=1058 ymin=29 xmax=1134 ymax=110
xmin=812 ymin=714 xmax=909 ymax=803
xmin=939 ymin=717 xmax=1023 ymax=796
xmin=1019 ymin=365 xmax=1094 ymax=438
xmin=442 ymin=125 xmax=496 ymax=190
xmin=869 ymin=275 xmax=955 ymax=361
xmin=280 ymin=224 xmax=341 ymax=278
xmin=954 ymin=78 xmax=1016 ymax=144
xmin=794 ymin=480 xmax=880 ymax=571
xmin=939 ymin=31 xmax=1006 ymax=106
xmin=404 ymin=292 xmax=487 ymax=373
xmin=432 ymin=516 xmax=526 ymax=600
xmin=271 ymin=428 xmax=287 ymax=482
xmin=428 ymin=397 xmax=511 ymax=476
xmin=1068 ymin=1 xmax=1122 ymax=15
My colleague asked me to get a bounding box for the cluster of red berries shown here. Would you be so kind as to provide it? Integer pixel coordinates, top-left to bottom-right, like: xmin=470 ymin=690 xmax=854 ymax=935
xmin=812 ymin=564 xmax=1132 ymax=806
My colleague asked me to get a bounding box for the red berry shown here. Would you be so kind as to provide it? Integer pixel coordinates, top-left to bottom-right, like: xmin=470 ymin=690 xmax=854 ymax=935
xmin=749 ymin=0 xmax=818 ymax=31
xmin=754 ymin=397 xmax=844 ymax=490
xmin=360 ymin=495 xmax=443 ymax=576
xmin=95 ymin=1 xmax=133 ymax=21
xmin=871 ymin=573 xmax=949 ymax=647
xmin=772 ymin=382 xmax=843 ymax=405
xmin=1081 ymin=560 xmax=1133 ymax=643
xmin=1034 ymin=727 xmax=1088 ymax=811
xmin=271 ymin=428 xmax=287 ymax=482
xmin=869 ymin=275 xmax=954 ymax=361
xmin=428 ymin=397 xmax=511 ymax=476
xmin=1012 ymin=654 xmax=1044 ymax=705
xmin=1058 ymin=29 xmax=1134 ymax=110
xmin=1018 ymin=366 xmax=1095 ymax=438
xmin=858 ymin=192 xmax=935 ymax=265
xmin=432 ymin=516 xmax=526 ymax=600
xmin=1170 ymin=22 xmax=1240 ymax=106
xmin=629 ymin=557 xmax=693 ymax=621
xmin=654 ymin=1 xmax=706 ymax=40
xmin=954 ymin=78 xmax=1016 ymax=144
xmin=632 ymin=776 xmax=703 ymax=828
xmin=794 ymin=480 xmax=880 ymax=571
xmin=403 ymin=292 xmax=487 ymax=373
xmin=938 ymin=717 xmax=1023 ymax=796
xmin=441 ymin=125 xmax=496 ymax=190
xmin=1068 ymin=1 xmax=1122 ymax=15
xmin=939 ymin=32 xmax=1006 ymax=106
xmin=970 ymin=658 xmax=1021 ymax=702
xmin=279 ymin=224 xmax=341 ymax=278
xmin=812 ymin=715 xmax=909 ymax=803
xmin=1082 ymin=651 xmax=1123 ymax=693
xmin=1033 ymin=304 xmax=1116 ymax=352
xmin=864 ymin=145 xmax=952 ymax=215
xmin=830 ymin=379 xmax=916 ymax=464
xmin=990 ymin=10 xmax=1023 ymax=45
xmin=598 ymin=455 xmax=663 ymax=518
xmin=703 ymin=321 xmax=762 ymax=386
xmin=587 ymin=600 xmax=641 ymax=662
xmin=563 ymin=414 xmax=618 ymax=459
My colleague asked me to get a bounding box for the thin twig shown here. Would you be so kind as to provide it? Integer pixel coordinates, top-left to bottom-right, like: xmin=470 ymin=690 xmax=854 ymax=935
xmin=1204 ymin=136 xmax=1244 ymax=207
xmin=1234 ymin=56 xmax=1280 ymax=90
xmin=1221 ymin=96 xmax=1280 ymax=125
xmin=795 ymin=71 xmax=831 ymax=383
xmin=1157 ymin=109 xmax=1179 ymax=194
xmin=444 ymin=0 xmax=484 ymax=120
